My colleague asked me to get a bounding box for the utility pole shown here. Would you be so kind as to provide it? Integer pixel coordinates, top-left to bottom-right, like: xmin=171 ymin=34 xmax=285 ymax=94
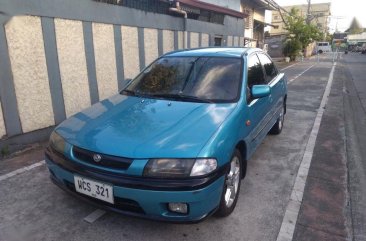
xmin=306 ymin=0 xmax=311 ymax=24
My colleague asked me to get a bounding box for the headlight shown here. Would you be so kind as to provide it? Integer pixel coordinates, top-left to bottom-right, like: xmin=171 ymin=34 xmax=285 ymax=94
xmin=143 ymin=158 xmax=217 ymax=178
xmin=49 ymin=131 xmax=66 ymax=154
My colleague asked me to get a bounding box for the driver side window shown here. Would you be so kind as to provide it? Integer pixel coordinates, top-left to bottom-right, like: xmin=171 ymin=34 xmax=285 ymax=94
xmin=247 ymin=54 xmax=265 ymax=103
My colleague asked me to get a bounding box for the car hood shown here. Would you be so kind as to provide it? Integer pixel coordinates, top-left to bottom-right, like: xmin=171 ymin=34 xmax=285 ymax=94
xmin=56 ymin=94 xmax=237 ymax=158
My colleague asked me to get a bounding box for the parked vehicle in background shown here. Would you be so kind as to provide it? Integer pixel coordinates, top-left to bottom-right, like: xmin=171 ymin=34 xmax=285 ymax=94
xmin=317 ymin=42 xmax=332 ymax=54
xmin=361 ymin=44 xmax=366 ymax=54
xmin=45 ymin=47 xmax=288 ymax=222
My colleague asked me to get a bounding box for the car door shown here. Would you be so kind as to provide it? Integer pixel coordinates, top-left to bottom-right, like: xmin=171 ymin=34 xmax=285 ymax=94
xmin=245 ymin=53 xmax=271 ymax=157
xmin=257 ymin=53 xmax=286 ymax=127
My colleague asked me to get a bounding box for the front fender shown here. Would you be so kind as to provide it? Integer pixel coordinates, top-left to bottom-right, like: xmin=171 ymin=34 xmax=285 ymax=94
xmin=197 ymin=105 xmax=248 ymax=167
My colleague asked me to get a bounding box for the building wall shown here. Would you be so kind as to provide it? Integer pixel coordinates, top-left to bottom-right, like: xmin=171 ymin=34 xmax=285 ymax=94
xmin=253 ymin=9 xmax=265 ymax=23
xmin=121 ymin=26 xmax=140 ymax=79
xmin=55 ymin=18 xmax=91 ymax=118
xmin=241 ymin=0 xmax=266 ymax=47
xmin=190 ymin=32 xmax=200 ymax=48
xmin=6 ymin=16 xmax=55 ymax=133
xmin=144 ymin=28 xmax=159 ymax=66
xmin=266 ymin=35 xmax=316 ymax=58
xmin=92 ymin=23 xmax=118 ymax=101
xmin=270 ymin=3 xmax=331 ymax=37
xmin=0 ymin=0 xmax=244 ymax=151
xmin=202 ymin=33 xmax=210 ymax=47
xmin=347 ymin=32 xmax=366 ymax=42
xmin=162 ymin=30 xmax=175 ymax=53
xmin=0 ymin=103 xmax=5 ymax=138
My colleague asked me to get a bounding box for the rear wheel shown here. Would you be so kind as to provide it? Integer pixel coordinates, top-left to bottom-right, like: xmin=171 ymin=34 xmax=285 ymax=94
xmin=270 ymin=104 xmax=285 ymax=135
xmin=216 ymin=149 xmax=242 ymax=217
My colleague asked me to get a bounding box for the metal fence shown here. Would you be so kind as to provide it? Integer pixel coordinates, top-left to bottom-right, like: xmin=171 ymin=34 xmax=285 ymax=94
xmin=94 ymin=0 xmax=171 ymax=14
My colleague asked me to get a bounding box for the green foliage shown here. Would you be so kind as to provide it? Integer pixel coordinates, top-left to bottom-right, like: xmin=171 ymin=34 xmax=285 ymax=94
xmin=282 ymin=8 xmax=322 ymax=58
xmin=283 ymin=39 xmax=302 ymax=61
xmin=1 ymin=145 xmax=9 ymax=158
xmin=326 ymin=33 xmax=333 ymax=44
xmin=346 ymin=17 xmax=363 ymax=34
xmin=137 ymin=64 xmax=178 ymax=93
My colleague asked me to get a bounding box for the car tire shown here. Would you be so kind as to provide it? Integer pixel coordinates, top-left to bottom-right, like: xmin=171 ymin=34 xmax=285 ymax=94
xmin=318 ymin=50 xmax=323 ymax=54
xmin=270 ymin=104 xmax=285 ymax=135
xmin=215 ymin=149 xmax=242 ymax=217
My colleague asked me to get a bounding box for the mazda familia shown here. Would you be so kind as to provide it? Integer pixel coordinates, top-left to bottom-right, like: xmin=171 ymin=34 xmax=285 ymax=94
xmin=45 ymin=47 xmax=287 ymax=222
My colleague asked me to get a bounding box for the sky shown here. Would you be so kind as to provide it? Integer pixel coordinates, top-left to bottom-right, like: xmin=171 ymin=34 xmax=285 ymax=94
xmin=265 ymin=0 xmax=366 ymax=32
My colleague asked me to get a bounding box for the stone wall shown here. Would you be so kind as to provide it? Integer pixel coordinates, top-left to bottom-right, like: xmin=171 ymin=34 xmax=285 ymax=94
xmin=0 ymin=0 xmax=245 ymax=151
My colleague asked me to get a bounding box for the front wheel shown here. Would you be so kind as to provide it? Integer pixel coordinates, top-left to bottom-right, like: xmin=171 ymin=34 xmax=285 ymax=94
xmin=216 ymin=149 xmax=242 ymax=217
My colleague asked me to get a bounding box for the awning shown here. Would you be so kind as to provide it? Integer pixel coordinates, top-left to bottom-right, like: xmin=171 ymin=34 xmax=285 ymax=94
xmin=177 ymin=0 xmax=247 ymax=18
xmin=254 ymin=19 xmax=278 ymax=28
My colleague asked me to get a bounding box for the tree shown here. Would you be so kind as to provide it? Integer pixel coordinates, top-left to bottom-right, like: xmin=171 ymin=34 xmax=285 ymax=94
xmin=282 ymin=8 xmax=322 ymax=60
xmin=346 ymin=17 xmax=363 ymax=34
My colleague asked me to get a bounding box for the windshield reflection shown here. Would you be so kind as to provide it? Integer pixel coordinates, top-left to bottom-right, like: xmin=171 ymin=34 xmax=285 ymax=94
xmin=123 ymin=57 xmax=242 ymax=103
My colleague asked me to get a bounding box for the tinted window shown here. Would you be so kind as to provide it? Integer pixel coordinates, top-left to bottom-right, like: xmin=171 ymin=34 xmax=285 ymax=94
xmin=258 ymin=53 xmax=278 ymax=82
xmin=247 ymin=54 xmax=265 ymax=88
xmin=247 ymin=54 xmax=265 ymax=103
xmin=125 ymin=57 xmax=242 ymax=103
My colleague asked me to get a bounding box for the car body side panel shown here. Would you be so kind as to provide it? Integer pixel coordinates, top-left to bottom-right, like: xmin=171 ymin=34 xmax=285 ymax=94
xmin=269 ymin=73 xmax=287 ymax=115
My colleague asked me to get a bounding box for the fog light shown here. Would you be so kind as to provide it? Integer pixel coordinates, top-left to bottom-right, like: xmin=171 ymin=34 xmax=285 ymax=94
xmin=168 ymin=203 xmax=188 ymax=214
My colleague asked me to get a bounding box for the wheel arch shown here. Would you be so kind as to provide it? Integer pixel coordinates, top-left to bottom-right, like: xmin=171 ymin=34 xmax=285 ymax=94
xmin=235 ymin=141 xmax=247 ymax=179
xmin=284 ymin=94 xmax=287 ymax=114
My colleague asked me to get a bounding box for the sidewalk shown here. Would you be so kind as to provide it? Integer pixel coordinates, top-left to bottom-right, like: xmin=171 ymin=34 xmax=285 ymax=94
xmin=0 ymin=143 xmax=46 ymax=176
xmin=293 ymin=62 xmax=351 ymax=240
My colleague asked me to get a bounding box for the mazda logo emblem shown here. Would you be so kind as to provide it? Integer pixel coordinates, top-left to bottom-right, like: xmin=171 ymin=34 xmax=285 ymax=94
xmin=93 ymin=154 xmax=102 ymax=163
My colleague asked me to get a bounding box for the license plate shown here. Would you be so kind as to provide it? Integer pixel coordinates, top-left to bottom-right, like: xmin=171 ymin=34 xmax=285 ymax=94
xmin=74 ymin=175 xmax=114 ymax=204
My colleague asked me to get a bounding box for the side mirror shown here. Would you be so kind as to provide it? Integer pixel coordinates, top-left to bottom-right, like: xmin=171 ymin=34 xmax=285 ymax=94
xmin=251 ymin=85 xmax=271 ymax=99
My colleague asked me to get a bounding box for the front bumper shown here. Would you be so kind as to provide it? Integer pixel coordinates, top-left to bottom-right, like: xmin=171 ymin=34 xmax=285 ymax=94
xmin=45 ymin=148 xmax=226 ymax=223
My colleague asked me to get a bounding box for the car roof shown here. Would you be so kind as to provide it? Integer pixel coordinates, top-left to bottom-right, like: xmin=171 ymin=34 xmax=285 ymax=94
xmin=164 ymin=47 xmax=263 ymax=58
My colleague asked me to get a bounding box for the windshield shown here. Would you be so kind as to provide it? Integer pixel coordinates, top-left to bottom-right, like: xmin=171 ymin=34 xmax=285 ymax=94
xmin=122 ymin=57 xmax=242 ymax=103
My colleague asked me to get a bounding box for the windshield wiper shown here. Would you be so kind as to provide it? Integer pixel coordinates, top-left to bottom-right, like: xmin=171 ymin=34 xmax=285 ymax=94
xmin=121 ymin=89 xmax=136 ymax=96
xmin=151 ymin=93 xmax=213 ymax=103
xmin=121 ymin=89 xmax=148 ymax=97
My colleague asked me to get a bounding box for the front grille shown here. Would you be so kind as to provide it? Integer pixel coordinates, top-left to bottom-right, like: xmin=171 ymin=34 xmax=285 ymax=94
xmin=65 ymin=181 xmax=145 ymax=214
xmin=73 ymin=146 xmax=132 ymax=170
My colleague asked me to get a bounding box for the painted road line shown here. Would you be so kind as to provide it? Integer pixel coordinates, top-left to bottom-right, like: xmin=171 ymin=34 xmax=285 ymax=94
xmin=276 ymin=63 xmax=337 ymax=241
xmin=288 ymin=65 xmax=314 ymax=84
xmin=0 ymin=160 xmax=46 ymax=182
xmin=84 ymin=209 xmax=107 ymax=223
xmin=281 ymin=63 xmax=297 ymax=71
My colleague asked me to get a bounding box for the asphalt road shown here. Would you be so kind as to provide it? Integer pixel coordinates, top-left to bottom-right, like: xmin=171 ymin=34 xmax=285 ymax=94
xmin=0 ymin=53 xmax=351 ymax=241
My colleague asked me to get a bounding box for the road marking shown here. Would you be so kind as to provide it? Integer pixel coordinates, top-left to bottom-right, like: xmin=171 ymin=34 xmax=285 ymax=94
xmin=0 ymin=160 xmax=45 ymax=182
xmin=84 ymin=209 xmax=107 ymax=223
xmin=276 ymin=63 xmax=337 ymax=241
xmin=288 ymin=65 xmax=314 ymax=84
xmin=281 ymin=63 xmax=297 ymax=71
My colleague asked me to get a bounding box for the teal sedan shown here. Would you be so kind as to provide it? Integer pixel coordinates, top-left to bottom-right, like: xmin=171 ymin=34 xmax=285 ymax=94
xmin=46 ymin=47 xmax=287 ymax=222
